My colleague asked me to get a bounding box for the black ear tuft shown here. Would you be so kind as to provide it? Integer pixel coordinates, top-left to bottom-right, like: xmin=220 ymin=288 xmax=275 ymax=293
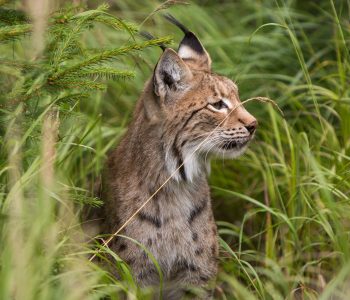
xmin=163 ymin=13 xmax=211 ymax=71
xmin=163 ymin=13 xmax=205 ymax=54
xmin=139 ymin=31 xmax=166 ymax=51
xmin=163 ymin=13 xmax=190 ymax=34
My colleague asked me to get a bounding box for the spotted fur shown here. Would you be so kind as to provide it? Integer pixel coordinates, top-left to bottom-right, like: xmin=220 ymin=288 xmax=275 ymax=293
xmin=101 ymin=20 xmax=257 ymax=299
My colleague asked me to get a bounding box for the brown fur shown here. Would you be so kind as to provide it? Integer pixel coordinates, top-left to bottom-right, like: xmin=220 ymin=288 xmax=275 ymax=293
xmin=99 ymin=29 xmax=257 ymax=299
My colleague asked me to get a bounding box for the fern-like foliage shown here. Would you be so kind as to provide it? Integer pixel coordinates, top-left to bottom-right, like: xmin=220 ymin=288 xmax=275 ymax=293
xmin=0 ymin=23 xmax=32 ymax=42
xmin=0 ymin=2 xmax=171 ymax=112
xmin=0 ymin=7 xmax=28 ymax=25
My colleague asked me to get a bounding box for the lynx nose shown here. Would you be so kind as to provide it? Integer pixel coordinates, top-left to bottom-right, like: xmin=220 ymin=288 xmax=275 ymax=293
xmin=245 ymin=120 xmax=257 ymax=135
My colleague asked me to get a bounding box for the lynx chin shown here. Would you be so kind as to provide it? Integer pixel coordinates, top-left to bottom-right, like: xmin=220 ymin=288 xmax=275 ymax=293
xmin=97 ymin=16 xmax=257 ymax=299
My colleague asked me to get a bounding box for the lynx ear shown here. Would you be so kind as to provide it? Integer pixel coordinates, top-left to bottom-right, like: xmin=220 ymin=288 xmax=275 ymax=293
xmin=164 ymin=14 xmax=212 ymax=71
xmin=178 ymin=31 xmax=212 ymax=71
xmin=154 ymin=48 xmax=192 ymax=101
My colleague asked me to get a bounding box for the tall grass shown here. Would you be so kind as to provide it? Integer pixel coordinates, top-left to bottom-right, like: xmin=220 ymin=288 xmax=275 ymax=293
xmin=1 ymin=0 xmax=350 ymax=299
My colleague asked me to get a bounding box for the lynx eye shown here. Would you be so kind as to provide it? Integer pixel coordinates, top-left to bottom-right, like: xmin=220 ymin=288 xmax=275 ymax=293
xmin=208 ymin=100 xmax=229 ymax=111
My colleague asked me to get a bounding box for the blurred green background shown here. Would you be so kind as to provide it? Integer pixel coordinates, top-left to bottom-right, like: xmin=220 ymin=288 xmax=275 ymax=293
xmin=0 ymin=0 xmax=350 ymax=299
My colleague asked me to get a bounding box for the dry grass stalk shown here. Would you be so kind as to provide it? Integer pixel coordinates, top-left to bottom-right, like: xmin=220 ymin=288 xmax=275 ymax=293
xmin=23 ymin=0 xmax=53 ymax=58
xmin=41 ymin=109 xmax=59 ymax=190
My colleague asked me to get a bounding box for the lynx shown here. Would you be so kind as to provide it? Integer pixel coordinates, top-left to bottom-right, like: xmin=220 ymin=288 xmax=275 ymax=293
xmin=101 ymin=16 xmax=257 ymax=299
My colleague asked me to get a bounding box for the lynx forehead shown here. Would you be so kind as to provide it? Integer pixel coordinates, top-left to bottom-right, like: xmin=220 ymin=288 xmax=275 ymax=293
xmin=101 ymin=15 xmax=258 ymax=299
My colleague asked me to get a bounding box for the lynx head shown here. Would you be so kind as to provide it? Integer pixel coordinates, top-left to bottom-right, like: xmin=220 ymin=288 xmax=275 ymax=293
xmin=143 ymin=17 xmax=257 ymax=182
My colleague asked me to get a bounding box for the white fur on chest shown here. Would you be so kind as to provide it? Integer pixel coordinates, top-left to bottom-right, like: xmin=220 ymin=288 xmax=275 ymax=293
xmin=165 ymin=146 xmax=207 ymax=183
